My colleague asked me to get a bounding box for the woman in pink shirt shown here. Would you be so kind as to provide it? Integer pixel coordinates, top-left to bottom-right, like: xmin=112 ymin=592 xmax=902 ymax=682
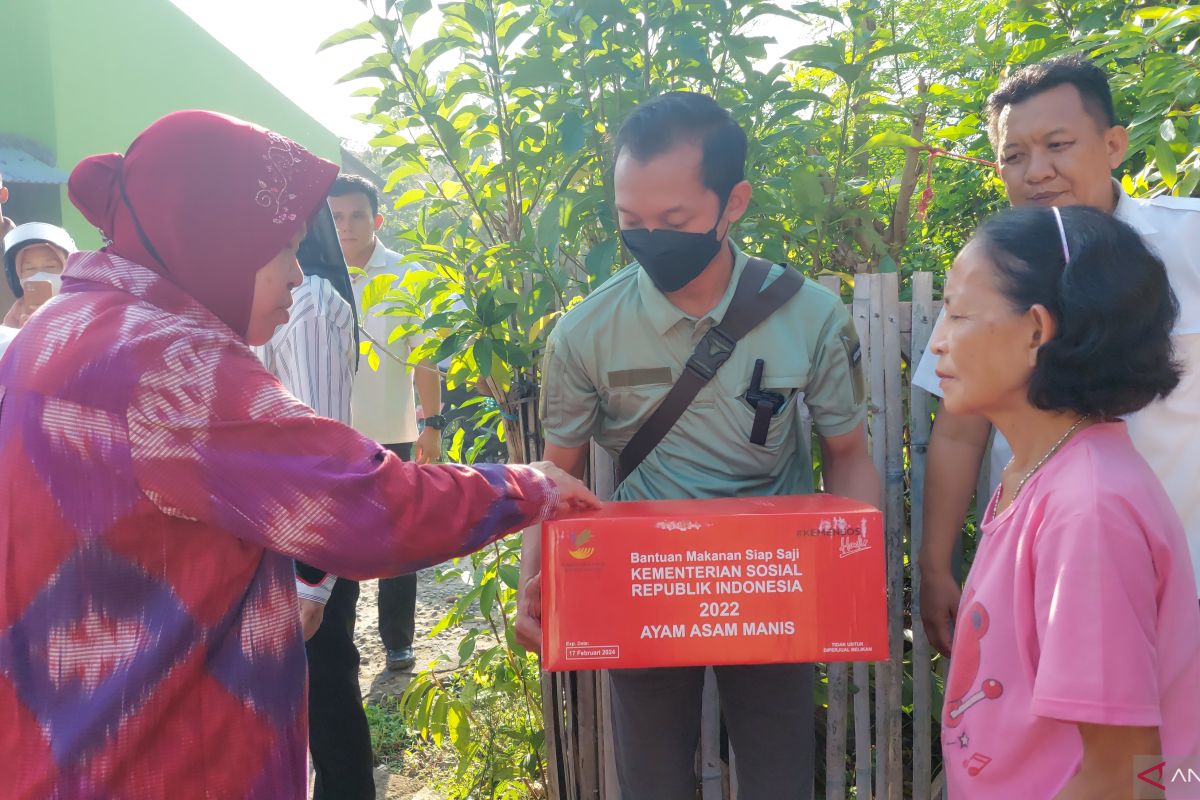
xmin=930 ymin=205 xmax=1200 ymax=798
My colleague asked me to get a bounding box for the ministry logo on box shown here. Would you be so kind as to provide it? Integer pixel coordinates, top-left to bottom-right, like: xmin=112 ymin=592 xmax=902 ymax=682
xmin=568 ymin=529 xmax=594 ymax=560
xmin=560 ymin=529 xmax=604 ymax=571
xmin=1135 ymin=756 xmax=1200 ymax=798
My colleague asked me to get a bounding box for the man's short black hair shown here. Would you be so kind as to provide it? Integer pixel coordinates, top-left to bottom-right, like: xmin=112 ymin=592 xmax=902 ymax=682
xmin=986 ymin=55 xmax=1118 ymax=145
xmin=329 ymin=173 xmax=380 ymax=217
xmin=614 ymin=92 xmax=747 ymax=203
xmin=974 ymin=205 xmax=1179 ymax=418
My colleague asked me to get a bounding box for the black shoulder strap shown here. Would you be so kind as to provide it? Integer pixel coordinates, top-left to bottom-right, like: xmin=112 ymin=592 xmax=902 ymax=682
xmin=617 ymin=257 xmax=805 ymax=481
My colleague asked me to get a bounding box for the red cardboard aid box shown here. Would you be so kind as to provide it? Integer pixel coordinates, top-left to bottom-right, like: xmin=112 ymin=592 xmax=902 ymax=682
xmin=541 ymin=495 xmax=887 ymax=671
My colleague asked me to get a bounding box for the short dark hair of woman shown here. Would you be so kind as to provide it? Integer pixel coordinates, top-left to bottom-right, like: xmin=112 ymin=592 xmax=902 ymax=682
xmin=974 ymin=204 xmax=1180 ymax=418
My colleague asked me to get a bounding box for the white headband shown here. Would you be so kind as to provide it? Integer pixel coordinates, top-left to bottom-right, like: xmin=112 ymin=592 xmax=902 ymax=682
xmin=1051 ymin=206 xmax=1070 ymax=264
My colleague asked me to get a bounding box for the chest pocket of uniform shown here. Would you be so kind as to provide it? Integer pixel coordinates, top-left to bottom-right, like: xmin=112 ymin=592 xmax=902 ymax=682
xmin=725 ymin=371 xmax=805 ymax=451
xmin=603 ymin=367 xmax=675 ymax=436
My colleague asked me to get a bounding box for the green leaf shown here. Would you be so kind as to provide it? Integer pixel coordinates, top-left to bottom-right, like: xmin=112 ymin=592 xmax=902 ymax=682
xmin=393 ymin=187 xmax=427 ymax=209
xmin=361 ymin=274 xmax=398 ymax=314
xmin=434 ymin=331 xmax=466 ymax=363
xmin=428 ymin=114 xmax=466 ymax=162
xmin=559 ymin=112 xmax=586 ymax=156
xmin=337 ymin=55 xmax=396 ymax=84
xmin=459 ymin=1 xmax=490 ymax=32
xmin=448 ymin=427 xmax=466 ymax=462
xmin=420 ymin=311 xmax=457 ymax=330
xmin=498 ymin=10 xmax=538 ymax=48
xmin=527 ymin=310 xmax=562 ymax=344
xmin=1160 ymin=118 xmax=1179 ymax=143
xmin=318 ymin=20 xmax=380 ymax=52
xmin=743 ymin=5 xmax=808 ymax=24
xmin=498 ymin=564 xmax=521 ymax=590
xmin=1157 ymin=136 xmax=1180 ymax=187
xmin=536 ymin=197 xmax=563 ymax=254
xmin=856 ymin=131 xmax=926 ymax=154
xmin=473 ymin=339 xmax=494 ymax=376
xmin=864 ymin=42 xmax=921 ymax=63
xmin=790 ymin=1 xmax=843 ymax=22
xmin=447 ymin=701 xmax=472 ymax=753
xmin=457 ymin=632 xmax=478 ymax=663
xmin=781 ymin=42 xmax=845 ymax=66
xmin=382 ymin=162 xmax=424 ymax=193
xmin=790 ymin=170 xmax=826 ymax=209
xmin=1179 ymin=165 xmax=1200 ymax=197
xmin=479 ymin=577 xmax=498 ymax=618
xmin=584 ymin=237 xmax=620 ymax=276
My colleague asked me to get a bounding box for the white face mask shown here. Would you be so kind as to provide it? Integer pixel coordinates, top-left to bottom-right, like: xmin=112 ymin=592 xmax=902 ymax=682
xmin=21 ymin=271 xmax=62 ymax=295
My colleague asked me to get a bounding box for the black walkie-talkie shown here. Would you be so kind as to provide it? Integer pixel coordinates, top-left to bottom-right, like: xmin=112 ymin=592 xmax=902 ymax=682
xmin=745 ymin=358 xmax=785 ymax=446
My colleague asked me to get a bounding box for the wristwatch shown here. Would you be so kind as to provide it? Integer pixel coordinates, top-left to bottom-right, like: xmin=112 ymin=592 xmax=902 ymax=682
xmin=420 ymin=415 xmax=447 ymax=431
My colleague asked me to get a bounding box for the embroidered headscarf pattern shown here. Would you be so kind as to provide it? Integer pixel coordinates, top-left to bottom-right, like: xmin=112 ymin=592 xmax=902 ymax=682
xmin=257 ymin=132 xmax=306 ymax=224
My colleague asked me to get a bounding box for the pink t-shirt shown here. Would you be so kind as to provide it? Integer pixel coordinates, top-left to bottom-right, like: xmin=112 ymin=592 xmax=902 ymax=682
xmin=943 ymin=422 xmax=1200 ymax=799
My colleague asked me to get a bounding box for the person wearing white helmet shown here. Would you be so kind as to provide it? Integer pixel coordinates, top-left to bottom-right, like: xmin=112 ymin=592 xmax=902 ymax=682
xmin=2 ymin=222 xmax=77 ymax=328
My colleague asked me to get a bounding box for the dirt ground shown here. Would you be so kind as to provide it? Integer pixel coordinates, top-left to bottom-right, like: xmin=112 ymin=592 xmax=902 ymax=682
xmin=354 ymin=569 xmax=464 ymax=800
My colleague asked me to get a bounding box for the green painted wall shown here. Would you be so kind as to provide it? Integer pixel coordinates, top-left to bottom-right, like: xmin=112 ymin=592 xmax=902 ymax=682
xmin=1 ymin=2 xmax=57 ymax=149
xmin=0 ymin=0 xmax=342 ymax=248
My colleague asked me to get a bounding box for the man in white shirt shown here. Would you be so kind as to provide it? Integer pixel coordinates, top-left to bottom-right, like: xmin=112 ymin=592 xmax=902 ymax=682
xmin=328 ymin=175 xmax=444 ymax=672
xmin=917 ymin=55 xmax=1200 ymax=657
xmin=253 ymin=212 xmax=372 ymax=800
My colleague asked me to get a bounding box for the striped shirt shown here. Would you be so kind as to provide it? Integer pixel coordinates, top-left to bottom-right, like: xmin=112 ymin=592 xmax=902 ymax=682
xmin=254 ymin=275 xmax=355 ymax=426
xmin=254 ymin=275 xmax=357 ymax=604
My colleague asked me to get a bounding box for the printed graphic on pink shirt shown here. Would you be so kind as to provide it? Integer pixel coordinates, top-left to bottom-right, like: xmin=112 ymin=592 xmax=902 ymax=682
xmin=942 ymin=590 xmax=1004 ymax=780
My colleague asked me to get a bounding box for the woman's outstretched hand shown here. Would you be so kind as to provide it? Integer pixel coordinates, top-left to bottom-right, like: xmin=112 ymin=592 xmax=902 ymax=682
xmin=529 ymin=460 xmax=602 ymax=515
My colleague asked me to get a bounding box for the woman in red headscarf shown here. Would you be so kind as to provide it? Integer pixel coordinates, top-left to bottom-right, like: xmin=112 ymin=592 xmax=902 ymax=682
xmin=0 ymin=111 xmax=596 ymax=798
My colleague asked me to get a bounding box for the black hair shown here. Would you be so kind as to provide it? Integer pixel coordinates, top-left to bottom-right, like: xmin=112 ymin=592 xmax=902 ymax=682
xmin=973 ymin=205 xmax=1180 ymax=418
xmin=328 ymin=173 xmax=380 ymax=217
xmin=614 ymin=91 xmax=747 ymax=204
xmin=986 ymin=55 xmax=1118 ymax=145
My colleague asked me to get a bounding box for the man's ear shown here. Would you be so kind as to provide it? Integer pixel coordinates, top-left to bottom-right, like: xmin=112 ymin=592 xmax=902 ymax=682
xmin=1105 ymin=125 xmax=1129 ymax=171
xmin=374 ymin=214 xmax=385 ymax=231
xmin=0 ymin=186 xmax=9 ymax=205
xmin=724 ymin=180 xmax=752 ymax=226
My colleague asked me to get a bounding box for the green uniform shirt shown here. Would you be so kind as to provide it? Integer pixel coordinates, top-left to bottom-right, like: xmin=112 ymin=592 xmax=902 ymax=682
xmin=540 ymin=245 xmax=866 ymax=501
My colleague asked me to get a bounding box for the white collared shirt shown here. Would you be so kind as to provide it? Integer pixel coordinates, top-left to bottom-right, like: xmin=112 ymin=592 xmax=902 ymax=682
xmin=350 ymin=239 xmax=423 ymax=444
xmin=913 ymin=185 xmax=1200 ymax=594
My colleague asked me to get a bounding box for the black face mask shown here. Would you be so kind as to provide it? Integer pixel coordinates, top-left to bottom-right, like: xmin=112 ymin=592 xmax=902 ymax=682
xmin=620 ymin=205 xmax=728 ymax=293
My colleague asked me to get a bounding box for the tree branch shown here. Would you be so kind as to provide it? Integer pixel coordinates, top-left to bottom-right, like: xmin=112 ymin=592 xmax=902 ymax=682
xmin=886 ymin=77 xmax=929 ymax=255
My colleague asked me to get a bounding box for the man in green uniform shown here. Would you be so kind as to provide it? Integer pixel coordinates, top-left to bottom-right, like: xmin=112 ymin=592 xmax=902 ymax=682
xmin=517 ymin=92 xmax=881 ymax=799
